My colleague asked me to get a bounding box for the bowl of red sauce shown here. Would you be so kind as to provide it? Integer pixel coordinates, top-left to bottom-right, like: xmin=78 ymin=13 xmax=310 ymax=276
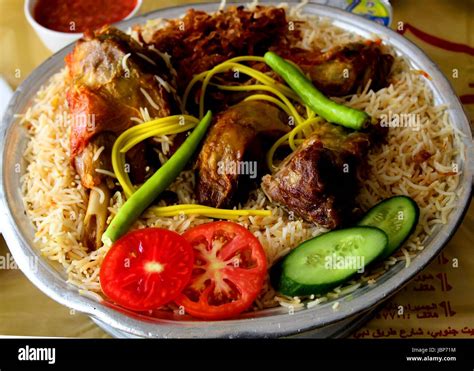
xmin=25 ymin=0 xmax=142 ymax=52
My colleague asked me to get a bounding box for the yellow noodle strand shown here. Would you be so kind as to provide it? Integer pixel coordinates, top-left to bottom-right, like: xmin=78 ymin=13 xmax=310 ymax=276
xmin=288 ymin=117 xmax=323 ymax=150
xmin=199 ymin=62 xmax=301 ymax=117
xmin=120 ymin=123 xmax=196 ymax=153
xmin=112 ymin=115 xmax=199 ymax=197
xmin=120 ymin=115 xmax=198 ymax=143
xmin=112 ymin=134 xmax=134 ymax=197
xmin=243 ymin=94 xmax=293 ymax=117
xmin=149 ymin=204 xmax=271 ymax=219
xmin=267 ymin=132 xmax=291 ymax=170
xmin=181 ymin=58 xmax=301 ymax=116
xmin=212 ymin=84 xmax=304 ymax=125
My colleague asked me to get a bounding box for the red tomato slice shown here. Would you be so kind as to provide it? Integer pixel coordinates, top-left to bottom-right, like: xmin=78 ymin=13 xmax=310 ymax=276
xmin=100 ymin=228 xmax=194 ymax=311
xmin=175 ymin=221 xmax=267 ymax=320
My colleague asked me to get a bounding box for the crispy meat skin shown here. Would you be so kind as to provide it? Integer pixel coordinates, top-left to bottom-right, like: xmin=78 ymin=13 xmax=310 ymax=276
xmin=261 ymin=123 xmax=385 ymax=229
xmin=207 ymin=42 xmax=393 ymax=111
xmin=66 ymin=27 xmax=174 ymax=188
xmin=145 ymin=6 xmax=392 ymax=116
xmin=283 ymin=42 xmax=394 ymax=96
xmin=145 ymin=5 xmax=392 ymax=96
xmin=196 ymin=101 xmax=290 ymax=208
xmin=207 ymin=42 xmax=393 ymax=113
xmin=146 ymin=6 xmax=291 ymax=90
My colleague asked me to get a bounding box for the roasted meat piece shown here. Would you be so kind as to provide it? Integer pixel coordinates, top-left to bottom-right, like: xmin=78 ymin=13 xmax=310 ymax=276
xmin=65 ymin=26 xmax=175 ymax=249
xmin=196 ymin=101 xmax=290 ymax=207
xmin=261 ymin=122 xmax=385 ymax=229
xmin=284 ymin=42 xmax=394 ymax=96
xmin=66 ymin=26 xmax=175 ymax=162
xmin=205 ymin=41 xmax=394 ymax=112
xmin=144 ymin=6 xmax=292 ymax=90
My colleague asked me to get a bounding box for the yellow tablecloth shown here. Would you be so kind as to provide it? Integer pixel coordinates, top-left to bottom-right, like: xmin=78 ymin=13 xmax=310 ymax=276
xmin=0 ymin=0 xmax=472 ymax=338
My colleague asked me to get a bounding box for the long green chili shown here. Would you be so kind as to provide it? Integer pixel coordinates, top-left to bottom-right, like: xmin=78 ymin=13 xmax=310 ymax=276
xmin=102 ymin=111 xmax=213 ymax=246
xmin=264 ymin=51 xmax=369 ymax=130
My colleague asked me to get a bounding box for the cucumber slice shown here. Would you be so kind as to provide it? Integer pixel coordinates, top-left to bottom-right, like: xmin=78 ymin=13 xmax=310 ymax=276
xmin=358 ymin=196 xmax=419 ymax=258
xmin=278 ymin=227 xmax=388 ymax=296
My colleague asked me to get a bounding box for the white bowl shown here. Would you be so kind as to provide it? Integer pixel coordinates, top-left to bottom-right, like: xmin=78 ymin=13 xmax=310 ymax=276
xmin=24 ymin=0 xmax=142 ymax=52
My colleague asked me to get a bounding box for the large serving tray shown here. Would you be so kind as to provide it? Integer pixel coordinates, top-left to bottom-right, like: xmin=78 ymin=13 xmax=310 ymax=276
xmin=0 ymin=1 xmax=472 ymax=338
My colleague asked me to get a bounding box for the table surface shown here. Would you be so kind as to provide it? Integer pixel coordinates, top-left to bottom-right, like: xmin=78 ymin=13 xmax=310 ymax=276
xmin=0 ymin=0 xmax=473 ymax=338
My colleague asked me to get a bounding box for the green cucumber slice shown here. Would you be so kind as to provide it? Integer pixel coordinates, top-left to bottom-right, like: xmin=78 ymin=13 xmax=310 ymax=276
xmin=278 ymin=227 xmax=388 ymax=296
xmin=358 ymin=196 xmax=419 ymax=258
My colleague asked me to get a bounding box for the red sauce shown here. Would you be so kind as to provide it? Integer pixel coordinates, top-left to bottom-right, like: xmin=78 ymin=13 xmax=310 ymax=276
xmin=34 ymin=0 xmax=137 ymax=33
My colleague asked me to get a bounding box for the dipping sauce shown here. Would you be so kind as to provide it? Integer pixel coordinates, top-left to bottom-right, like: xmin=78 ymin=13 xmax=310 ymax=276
xmin=33 ymin=0 xmax=137 ymax=33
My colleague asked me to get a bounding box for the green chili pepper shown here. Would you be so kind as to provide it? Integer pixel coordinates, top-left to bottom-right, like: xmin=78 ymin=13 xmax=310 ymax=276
xmin=264 ymin=51 xmax=369 ymax=130
xmin=102 ymin=111 xmax=213 ymax=246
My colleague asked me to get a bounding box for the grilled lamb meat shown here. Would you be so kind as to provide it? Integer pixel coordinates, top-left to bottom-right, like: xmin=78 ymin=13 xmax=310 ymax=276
xmin=207 ymin=42 xmax=394 ymax=112
xmin=284 ymin=42 xmax=394 ymax=96
xmin=143 ymin=6 xmax=292 ymax=91
xmin=65 ymin=26 xmax=175 ymax=249
xmin=196 ymin=100 xmax=290 ymax=207
xmin=143 ymin=5 xmax=392 ymax=118
xmin=261 ymin=122 xmax=386 ymax=229
xmin=66 ymin=26 xmax=175 ymax=184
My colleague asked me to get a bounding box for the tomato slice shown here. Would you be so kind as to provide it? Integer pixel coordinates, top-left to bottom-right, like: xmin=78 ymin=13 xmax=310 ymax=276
xmin=174 ymin=221 xmax=267 ymax=320
xmin=100 ymin=228 xmax=194 ymax=311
